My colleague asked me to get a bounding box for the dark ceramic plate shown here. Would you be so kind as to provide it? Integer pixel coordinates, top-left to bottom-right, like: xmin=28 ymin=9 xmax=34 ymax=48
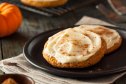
xmin=23 ymin=26 xmax=126 ymax=78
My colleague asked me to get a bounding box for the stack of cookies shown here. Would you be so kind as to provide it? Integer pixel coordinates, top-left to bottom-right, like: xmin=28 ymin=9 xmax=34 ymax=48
xmin=42 ymin=25 xmax=122 ymax=68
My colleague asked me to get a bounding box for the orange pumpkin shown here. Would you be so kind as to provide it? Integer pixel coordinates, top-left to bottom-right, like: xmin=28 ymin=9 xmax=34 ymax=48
xmin=0 ymin=2 xmax=22 ymax=37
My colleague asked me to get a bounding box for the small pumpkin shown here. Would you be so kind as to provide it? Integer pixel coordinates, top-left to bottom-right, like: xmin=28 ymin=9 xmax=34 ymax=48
xmin=0 ymin=2 xmax=22 ymax=37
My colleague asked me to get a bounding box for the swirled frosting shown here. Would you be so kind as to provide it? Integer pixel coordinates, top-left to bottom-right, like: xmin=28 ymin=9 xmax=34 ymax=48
xmin=43 ymin=28 xmax=102 ymax=63
xmin=74 ymin=25 xmax=121 ymax=50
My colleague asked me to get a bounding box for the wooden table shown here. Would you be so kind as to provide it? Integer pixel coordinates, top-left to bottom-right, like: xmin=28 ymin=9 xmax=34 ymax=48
xmin=0 ymin=5 xmax=126 ymax=84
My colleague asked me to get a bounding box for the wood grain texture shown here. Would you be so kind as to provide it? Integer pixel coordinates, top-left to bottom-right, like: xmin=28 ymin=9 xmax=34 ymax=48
xmin=0 ymin=40 xmax=4 ymax=74
xmin=114 ymin=75 xmax=126 ymax=84
xmin=49 ymin=12 xmax=78 ymax=29
xmin=0 ymin=40 xmax=2 ymax=60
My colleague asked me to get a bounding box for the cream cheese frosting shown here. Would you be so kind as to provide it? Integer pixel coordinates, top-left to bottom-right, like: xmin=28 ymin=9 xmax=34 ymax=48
xmin=74 ymin=25 xmax=121 ymax=50
xmin=43 ymin=28 xmax=102 ymax=64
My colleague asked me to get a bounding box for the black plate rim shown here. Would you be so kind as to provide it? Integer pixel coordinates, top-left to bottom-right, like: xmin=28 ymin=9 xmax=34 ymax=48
xmin=23 ymin=25 xmax=126 ymax=78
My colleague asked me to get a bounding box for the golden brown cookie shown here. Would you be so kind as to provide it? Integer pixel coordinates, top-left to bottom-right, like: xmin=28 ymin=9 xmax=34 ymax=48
xmin=74 ymin=25 xmax=122 ymax=54
xmin=20 ymin=0 xmax=68 ymax=8
xmin=42 ymin=28 xmax=107 ymax=68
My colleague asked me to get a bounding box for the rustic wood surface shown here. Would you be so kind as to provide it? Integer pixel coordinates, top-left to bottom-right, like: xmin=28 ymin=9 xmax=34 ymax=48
xmin=0 ymin=4 xmax=126 ymax=84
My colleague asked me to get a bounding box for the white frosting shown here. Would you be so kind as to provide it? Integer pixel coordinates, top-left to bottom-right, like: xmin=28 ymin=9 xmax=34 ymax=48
xmin=43 ymin=28 xmax=102 ymax=63
xmin=74 ymin=25 xmax=121 ymax=50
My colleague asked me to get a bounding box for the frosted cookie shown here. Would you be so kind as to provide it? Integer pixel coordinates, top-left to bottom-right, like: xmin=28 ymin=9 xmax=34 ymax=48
xmin=42 ymin=28 xmax=106 ymax=68
xmin=74 ymin=25 xmax=122 ymax=54
xmin=20 ymin=0 xmax=68 ymax=8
